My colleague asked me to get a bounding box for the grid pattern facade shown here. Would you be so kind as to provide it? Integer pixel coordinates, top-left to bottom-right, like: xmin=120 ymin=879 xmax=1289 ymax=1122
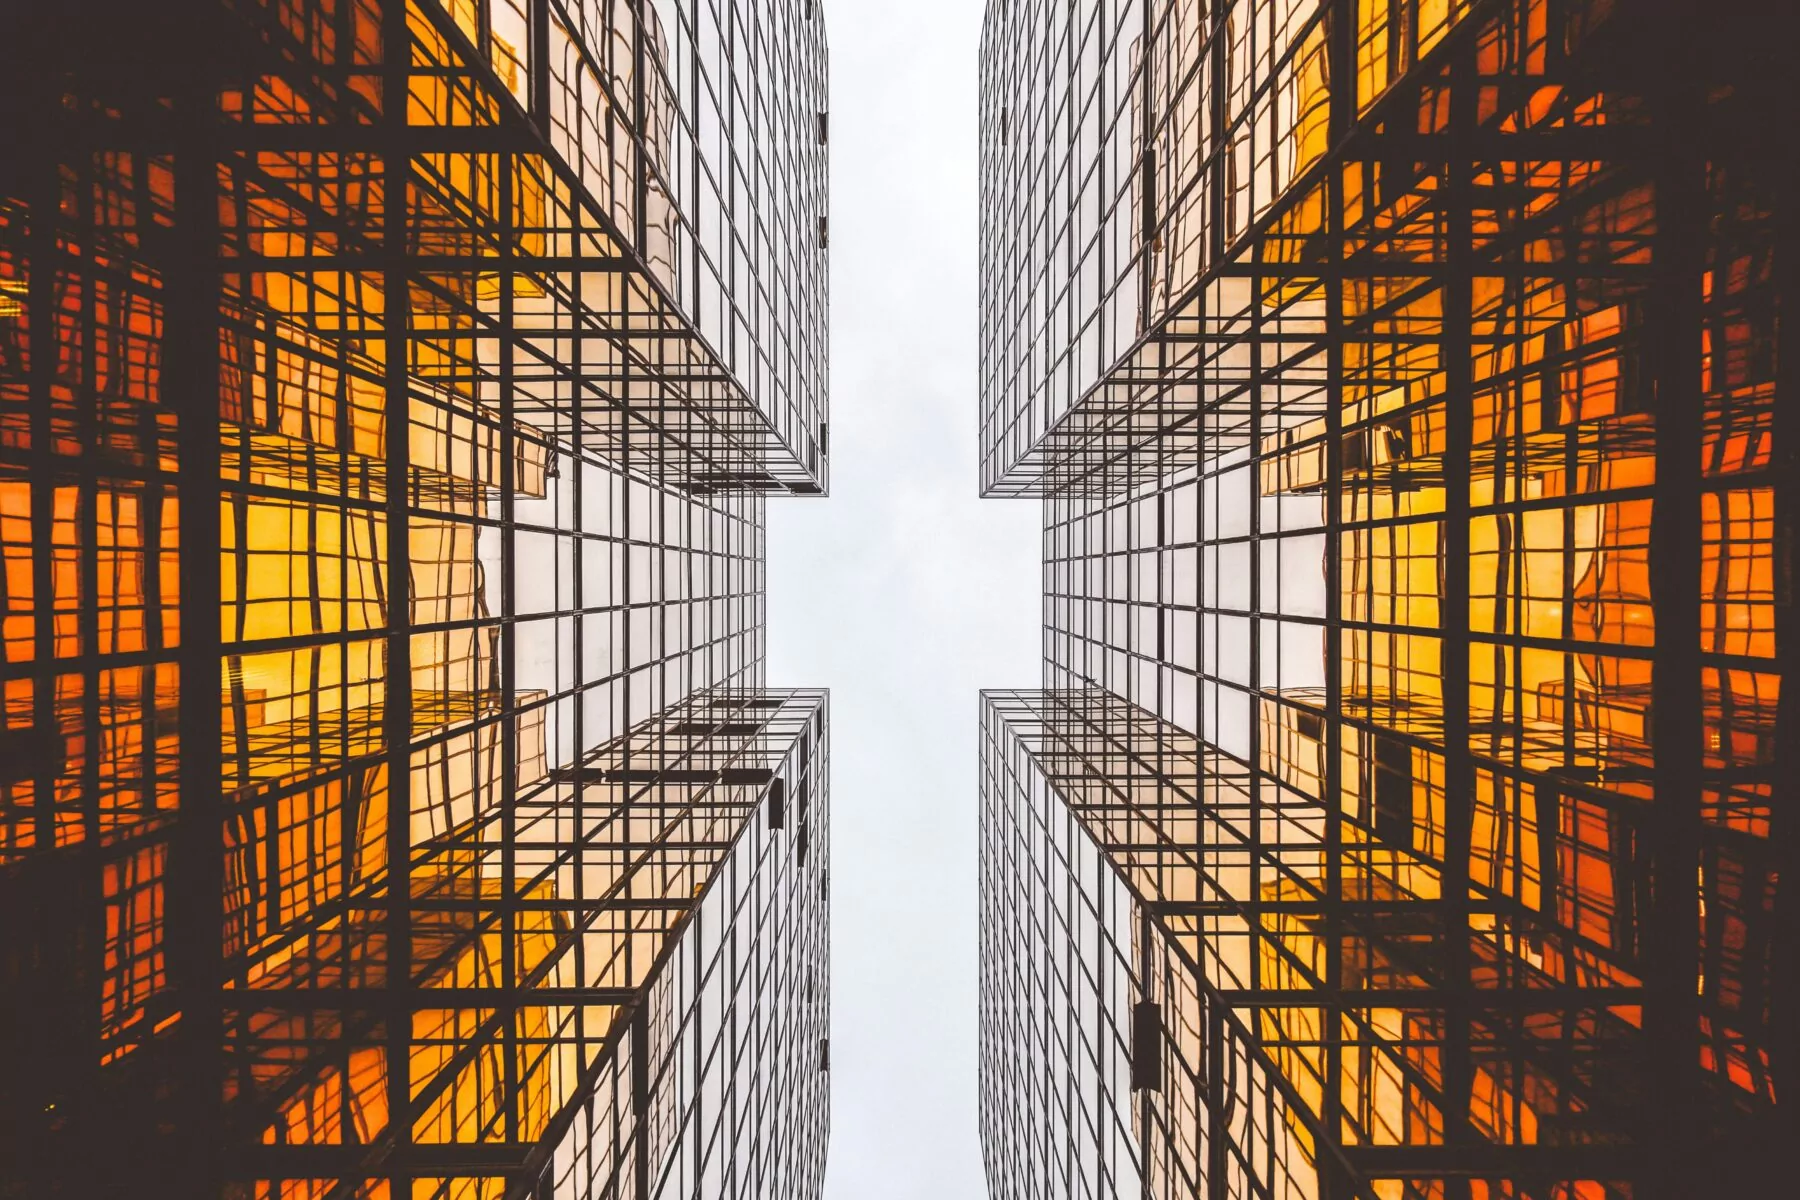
xmin=0 ymin=0 xmax=829 ymax=1195
xmin=979 ymin=692 xmax=1141 ymax=1197
xmin=981 ymin=690 xmax=1333 ymax=1198
xmin=980 ymin=0 xmax=1791 ymax=1197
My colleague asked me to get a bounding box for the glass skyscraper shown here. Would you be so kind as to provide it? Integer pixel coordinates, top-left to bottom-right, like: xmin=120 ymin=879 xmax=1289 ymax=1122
xmin=0 ymin=0 xmax=830 ymax=1195
xmin=979 ymin=0 xmax=1790 ymax=1197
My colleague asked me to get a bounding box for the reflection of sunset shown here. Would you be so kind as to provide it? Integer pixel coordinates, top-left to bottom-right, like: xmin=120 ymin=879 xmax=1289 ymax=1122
xmin=1 ymin=0 xmax=832 ymax=1194
xmin=979 ymin=0 xmax=1785 ymax=1195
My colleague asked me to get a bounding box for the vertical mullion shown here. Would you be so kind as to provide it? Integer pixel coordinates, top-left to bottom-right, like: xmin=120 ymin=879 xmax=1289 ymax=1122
xmin=1439 ymin=24 xmax=1476 ymax=1177
xmin=382 ymin=0 xmax=415 ymax=1187
xmin=1319 ymin=0 xmax=1351 ymax=1193
xmin=1643 ymin=6 xmax=1706 ymax=1195
xmin=500 ymin=139 xmax=522 ymax=1149
xmin=26 ymin=57 xmax=58 ymax=859
xmin=170 ymin=32 xmax=226 ymax=1196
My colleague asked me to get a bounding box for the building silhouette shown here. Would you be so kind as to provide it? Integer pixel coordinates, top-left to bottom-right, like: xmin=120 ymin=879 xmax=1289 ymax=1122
xmin=0 ymin=0 xmax=830 ymax=1195
xmin=978 ymin=0 xmax=1792 ymax=1197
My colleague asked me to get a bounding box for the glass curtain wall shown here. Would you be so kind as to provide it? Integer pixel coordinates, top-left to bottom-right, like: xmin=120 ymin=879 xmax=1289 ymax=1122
xmin=0 ymin=0 xmax=831 ymax=1196
xmin=979 ymin=0 xmax=1791 ymax=1197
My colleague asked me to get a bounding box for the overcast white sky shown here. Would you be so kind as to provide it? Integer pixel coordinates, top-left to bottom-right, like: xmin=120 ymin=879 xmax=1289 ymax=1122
xmin=766 ymin=2 xmax=1038 ymax=1195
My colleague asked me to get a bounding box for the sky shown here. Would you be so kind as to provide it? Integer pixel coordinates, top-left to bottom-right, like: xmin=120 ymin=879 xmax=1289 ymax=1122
xmin=766 ymin=2 xmax=1040 ymax=1195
